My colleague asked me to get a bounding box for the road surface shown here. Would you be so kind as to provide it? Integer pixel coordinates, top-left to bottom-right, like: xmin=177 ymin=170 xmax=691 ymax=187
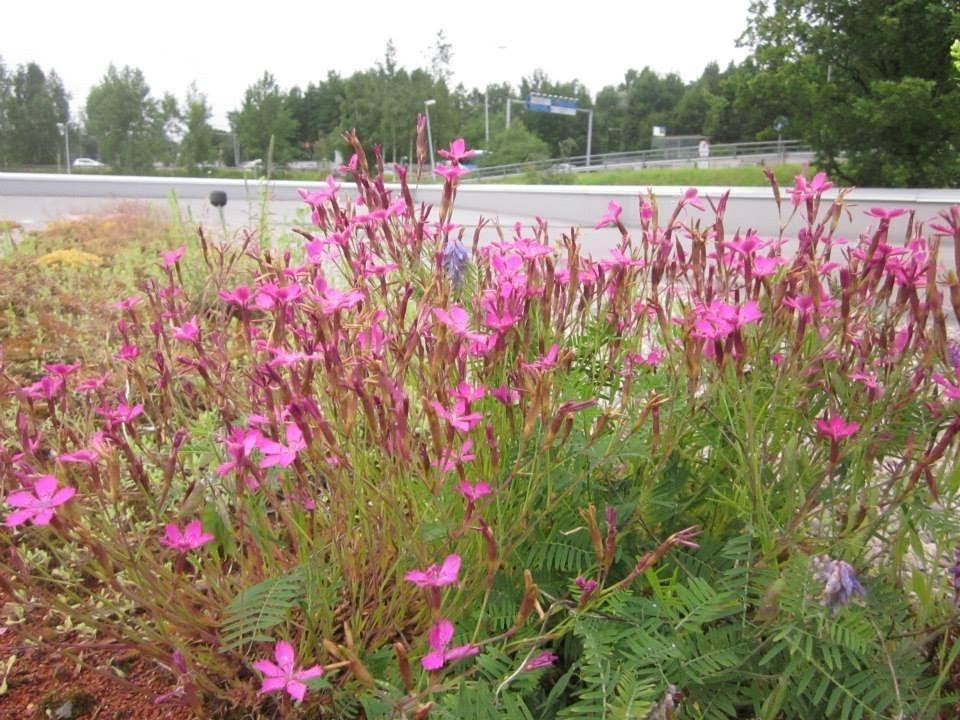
xmin=0 ymin=173 xmax=957 ymax=259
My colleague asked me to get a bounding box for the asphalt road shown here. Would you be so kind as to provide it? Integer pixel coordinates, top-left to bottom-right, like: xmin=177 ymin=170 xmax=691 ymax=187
xmin=1 ymin=173 xmax=958 ymax=260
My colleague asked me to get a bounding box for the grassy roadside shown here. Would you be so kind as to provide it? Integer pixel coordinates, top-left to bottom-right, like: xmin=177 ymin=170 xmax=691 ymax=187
xmin=494 ymin=163 xmax=808 ymax=187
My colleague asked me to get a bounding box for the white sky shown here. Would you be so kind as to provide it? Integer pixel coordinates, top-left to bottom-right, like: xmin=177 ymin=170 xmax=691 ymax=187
xmin=2 ymin=1 xmax=753 ymax=130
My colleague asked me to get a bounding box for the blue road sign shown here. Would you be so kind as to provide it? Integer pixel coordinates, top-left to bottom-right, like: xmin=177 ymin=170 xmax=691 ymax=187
xmin=526 ymin=94 xmax=578 ymax=116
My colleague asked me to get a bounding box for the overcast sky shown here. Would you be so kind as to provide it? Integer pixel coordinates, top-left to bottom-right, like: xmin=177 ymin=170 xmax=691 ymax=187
xmin=2 ymin=1 xmax=754 ymax=130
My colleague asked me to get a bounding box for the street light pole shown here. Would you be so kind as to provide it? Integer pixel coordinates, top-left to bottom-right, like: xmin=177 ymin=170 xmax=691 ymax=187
xmin=585 ymin=108 xmax=593 ymax=168
xmin=57 ymin=122 xmax=71 ymax=174
xmin=484 ymin=89 xmax=489 ymax=145
xmin=424 ymin=99 xmax=436 ymax=169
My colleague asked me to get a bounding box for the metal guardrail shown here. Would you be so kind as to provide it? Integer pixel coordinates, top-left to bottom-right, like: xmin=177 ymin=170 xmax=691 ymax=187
xmin=467 ymin=140 xmax=810 ymax=180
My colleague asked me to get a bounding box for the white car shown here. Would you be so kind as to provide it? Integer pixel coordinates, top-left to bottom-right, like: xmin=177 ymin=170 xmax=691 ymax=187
xmin=72 ymin=157 xmax=105 ymax=168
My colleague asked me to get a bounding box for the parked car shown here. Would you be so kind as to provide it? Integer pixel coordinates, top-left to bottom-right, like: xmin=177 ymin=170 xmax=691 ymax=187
xmin=239 ymin=159 xmax=263 ymax=169
xmin=287 ymin=160 xmax=321 ymax=171
xmin=72 ymin=157 xmax=105 ymax=168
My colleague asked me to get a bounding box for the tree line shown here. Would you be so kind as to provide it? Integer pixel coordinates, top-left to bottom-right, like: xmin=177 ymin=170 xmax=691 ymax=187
xmin=1 ymin=3 xmax=958 ymax=186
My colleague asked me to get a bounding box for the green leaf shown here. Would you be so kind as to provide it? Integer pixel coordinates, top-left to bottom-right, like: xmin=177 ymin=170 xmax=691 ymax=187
xmin=219 ymin=566 xmax=305 ymax=650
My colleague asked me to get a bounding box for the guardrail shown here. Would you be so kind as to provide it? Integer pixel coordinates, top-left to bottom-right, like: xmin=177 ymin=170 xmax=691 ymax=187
xmin=467 ymin=140 xmax=811 ymax=180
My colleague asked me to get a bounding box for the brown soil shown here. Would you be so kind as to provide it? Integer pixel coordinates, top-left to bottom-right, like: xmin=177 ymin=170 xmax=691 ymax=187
xmin=0 ymin=593 xmax=194 ymax=719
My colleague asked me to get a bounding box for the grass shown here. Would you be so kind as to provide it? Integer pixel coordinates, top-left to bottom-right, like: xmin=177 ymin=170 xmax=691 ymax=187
xmin=494 ymin=162 xmax=808 ymax=187
xmin=0 ymin=203 xmax=181 ymax=376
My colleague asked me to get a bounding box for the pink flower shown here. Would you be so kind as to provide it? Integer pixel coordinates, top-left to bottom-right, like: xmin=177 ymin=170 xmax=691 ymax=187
xmin=76 ymin=373 xmax=111 ymax=393
xmin=815 ymin=414 xmax=860 ymax=441
xmin=218 ymin=285 xmax=255 ymax=308
xmin=484 ymin=307 xmax=519 ymax=333
xmin=692 ymin=300 xmax=762 ymax=340
xmin=434 ymin=164 xmax=470 ymax=182
xmin=455 ymin=480 xmax=491 ymax=502
xmin=297 ymin=176 xmax=340 ymax=206
xmin=434 ymin=306 xmax=486 ymax=344
xmin=594 ymin=201 xmax=623 ymax=229
xmin=96 ymin=401 xmax=143 ymax=427
xmin=490 ymin=385 xmax=521 ymax=406
xmin=21 ymin=375 xmax=64 ymax=401
xmin=338 ymin=153 xmax=359 ymax=175
xmin=682 ymin=187 xmax=705 ymax=211
xmin=161 ymin=520 xmax=215 ymax=553
xmin=264 ymin=346 xmax=324 ymax=368
xmin=161 ymin=245 xmax=186 ymax=269
xmin=575 ymin=576 xmax=599 ymax=596
xmin=431 ymin=400 xmax=483 ymax=433
xmin=5 ymin=475 xmax=76 ymax=527
xmin=864 ymin=207 xmax=909 ymax=221
xmin=521 ymin=344 xmax=560 ymax=372
xmin=791 ymin=172 xmax=833 ymax=205
xmin=726 ymin=233 xmax=770 ymax=257
xmin=639 ymin=200 xmax=653 ymax=221
xmin=783 ymin=293 xmax=834 ymax=320
xmin=451 ymin=382 xmax=487 ymax=404
xmin=437 ymin=138 xmax=477 ymax=164
xmin=850 ymin=370 xmax=883 ymax=396
xmin=173 ymin=316 xmax=200 ymax=343
xmin=114 ymin=295 xmax=142 ymax=311
xmin=44 ymin=362 xmax=81 ymax=377
xmin=317 ymin=286 xmax=364 ymax=316
xmin=522 ymin=651 xmax=558 ymax=671
xmin=405 ymin=554 xmax=461 ymax=588
xmin=434 ymin=441 xmax=477 ymax=473
xmin=753 ymin=255 xmax=786 ymax=277
xmin=58 ymin=448 xmax=99 ymax=465
xmin=116 ymin=344 xmax=140 ymax=362
xmin=257 ymin=423 xmax=307 ymax=468
xmin=253 ymin=640 xmax=323 ymax=702
xmin=421 ymin=619 xmax=479 ymax=671
xmin=933 ymin=372 xmax=960 ymax=400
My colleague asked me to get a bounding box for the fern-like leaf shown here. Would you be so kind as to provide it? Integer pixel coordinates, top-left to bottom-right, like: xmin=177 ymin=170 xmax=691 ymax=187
xmin=220 ymin=566 xmax=305 ymax=650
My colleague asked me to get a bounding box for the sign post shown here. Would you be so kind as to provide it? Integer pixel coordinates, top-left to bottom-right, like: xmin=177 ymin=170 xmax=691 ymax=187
xmin=507 ymin=94 xmax=595 ymax=167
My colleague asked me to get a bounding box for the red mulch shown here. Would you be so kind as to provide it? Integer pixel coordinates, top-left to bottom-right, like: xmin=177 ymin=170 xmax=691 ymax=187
xmin=0 ymin=593 xmax=194 ymax=719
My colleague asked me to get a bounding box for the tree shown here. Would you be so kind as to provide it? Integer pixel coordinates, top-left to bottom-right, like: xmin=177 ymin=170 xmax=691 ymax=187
xmin=229 ymin=72 xmax=299 ymax=164
xmin=85 ymin=65 xmax=165 ymax=171
xmin=4 ymin=63 xmax=68 ymax=165
xmin=742 ymin=0 xmax=960 ymax=186
xmin=430 ymin=30 xmax=454 ymax=84
xmin=0 ymin=57 xmax=14 ymax=165
xmin=288 ymin=72 xmax=344 ymax=159
xmin=179 ymin=84 xmax=216 ymax=168
xmin=483 ymin=121 xmax=550 ymax=166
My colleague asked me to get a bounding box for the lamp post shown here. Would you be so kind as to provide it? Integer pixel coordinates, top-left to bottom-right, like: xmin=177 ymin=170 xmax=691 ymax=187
xmin=57 ymin=121 xmax=71 ymax=174
xmin=424 ymin=99 xmax=436 ymax=169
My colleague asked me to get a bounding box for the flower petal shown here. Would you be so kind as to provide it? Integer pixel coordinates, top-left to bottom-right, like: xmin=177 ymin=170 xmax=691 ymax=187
xmin=285 ymin=679 xmax=308 ymax=702
xmin=5 ymin=509 xmax=36 ymax=526
xmin=438 ymin=554 xmax=461 ymax=585
xmin=294 ymin=664 xmax=324 ymax=682
xmin=259 ymin=677 xmax=287 ymax=694
xmin=428 ymin=619 xmax=454 ymax=651
xmin=443 ymin=644 xmax=479 ymax=664
xmin=33 ymin=476 xmax=59 ymax=500
xmin=253 ymin=660 xmax=282 ymax=677
xmin=6 ymin=491 xmax=38 ymax=508
xmin=274 ymin=640 xmax=296 ymax=672
xmin=51 ymin=487 xmax=76 ymax=506
xmin=421 ymin=649 xmax=446 ymax=671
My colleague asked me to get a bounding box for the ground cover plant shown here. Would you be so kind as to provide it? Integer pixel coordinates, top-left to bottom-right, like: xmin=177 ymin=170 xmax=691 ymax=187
xmin=1 ymin=124 xmax=960 ymax=719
